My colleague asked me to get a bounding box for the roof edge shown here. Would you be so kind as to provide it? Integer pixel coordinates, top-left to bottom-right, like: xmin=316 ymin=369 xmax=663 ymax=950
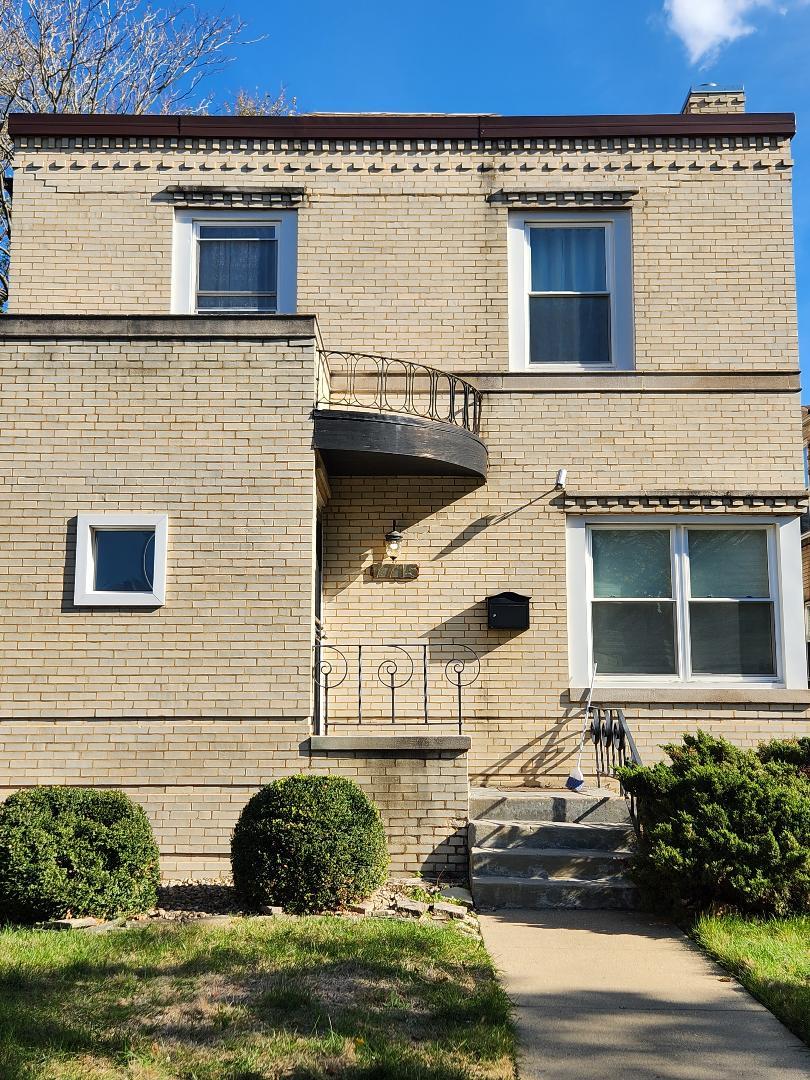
xmin=7 ymin=111 xmax=797 ymax=140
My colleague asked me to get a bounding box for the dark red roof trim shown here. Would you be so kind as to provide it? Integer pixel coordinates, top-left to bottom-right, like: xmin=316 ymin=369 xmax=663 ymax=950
xmin=7 ymin=112 xmax=796 ymax=139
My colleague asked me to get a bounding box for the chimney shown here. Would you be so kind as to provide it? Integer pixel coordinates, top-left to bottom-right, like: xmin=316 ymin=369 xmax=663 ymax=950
xmin=681 ymin=83 xmax=745 ymax=115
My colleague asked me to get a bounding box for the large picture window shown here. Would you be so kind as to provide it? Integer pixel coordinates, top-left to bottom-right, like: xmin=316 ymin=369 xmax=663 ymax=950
xmin=589 ymin=524 xmax=777 ymax=681
xmin=566 ymin=517 xmax=808 ymax=690
xmin=508 ymin=211 xmax=634 ymax=371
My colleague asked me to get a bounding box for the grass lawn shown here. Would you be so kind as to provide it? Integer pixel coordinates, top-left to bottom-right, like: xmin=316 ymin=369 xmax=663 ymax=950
xmin=0 ymin=916 xmax=515 ymax=1080
xmin=694 ymin=914 xmax=810 ymax=1046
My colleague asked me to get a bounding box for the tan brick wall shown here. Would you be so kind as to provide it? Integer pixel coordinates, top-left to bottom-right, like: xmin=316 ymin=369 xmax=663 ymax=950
xmin=8 ymin=135 xmax=798 ymax=376
xmin=0 ymin=721 xmax=468 ymax=879
xmin=0 ymin=331 xmax=469 ymax=877
xmin=322 ymin=390 xmax=810 ymax=785
xmin=0 ymin=335 xmax=317 ymax=718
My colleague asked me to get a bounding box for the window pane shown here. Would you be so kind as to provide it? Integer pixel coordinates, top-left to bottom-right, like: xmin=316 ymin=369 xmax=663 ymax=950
xmin=688 ymin=530 xmax=770 ymax=598
xmin=94 ymin=530 xmax=155 ymax=593
xmin=198 ymin=226 xmax=276 ymax=241
xmin=198 ymin=235 xmax=277 ymax=294
xmin=689 ymin=602 xmax=775 ymax=676
xmin=530 ymin=227 xmax=607 ymax=292
xmin=529 ymin=296 xmax=610 ymax=364
xmin=592 ymin=601 xmax=677 ymax=675
xmin=592 ymin=530 xmax=672 ymax=598
xmin=197 ymin=294 xmax=277 ymax=313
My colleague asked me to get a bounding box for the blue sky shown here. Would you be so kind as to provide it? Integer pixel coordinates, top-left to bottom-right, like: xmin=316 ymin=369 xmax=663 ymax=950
xmin=204 ymin=0 xmax=810 ymax=395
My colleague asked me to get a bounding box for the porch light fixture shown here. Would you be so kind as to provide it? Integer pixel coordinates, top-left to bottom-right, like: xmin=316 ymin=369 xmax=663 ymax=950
xmin=384 ymin=520 xmax=404 ymax=562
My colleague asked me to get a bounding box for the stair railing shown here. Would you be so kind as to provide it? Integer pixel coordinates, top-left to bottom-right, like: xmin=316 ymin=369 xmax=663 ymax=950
xmin=590 ymin=706 xmax=643 ymax=817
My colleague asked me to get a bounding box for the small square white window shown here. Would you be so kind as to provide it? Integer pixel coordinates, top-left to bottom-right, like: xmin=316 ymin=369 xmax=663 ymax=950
xmin=172 ymin=210 xmax=297 ymax=315
xmin=508 ymin=211 xmax=634 ymax=371
xmin=74 ymin=513 xmax=168 ymax=606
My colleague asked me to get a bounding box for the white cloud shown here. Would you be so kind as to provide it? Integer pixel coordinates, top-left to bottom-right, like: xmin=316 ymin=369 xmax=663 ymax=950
xmin=664 ymin=0 xmax=782 ymax=63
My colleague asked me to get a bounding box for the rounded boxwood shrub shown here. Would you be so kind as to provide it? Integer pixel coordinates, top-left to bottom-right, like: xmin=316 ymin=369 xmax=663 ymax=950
xmin=0 ymin=787 xmax=160 ymax=924
xmin=618 ymin=731 xmax=810 ymax=917
xmin=231 ymin=775 xmax=389 ymax=914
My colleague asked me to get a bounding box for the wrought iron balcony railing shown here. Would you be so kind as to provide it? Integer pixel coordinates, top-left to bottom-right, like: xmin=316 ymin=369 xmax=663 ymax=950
xmin=317 ymin=350 xmax=482 ymax=436
xmin=313 ymin=640 xmax=480 ymax=736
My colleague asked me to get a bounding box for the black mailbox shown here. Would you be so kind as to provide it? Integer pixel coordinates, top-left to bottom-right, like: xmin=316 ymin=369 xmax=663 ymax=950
xmin=487 ymin=592 xmax=530 ymax=631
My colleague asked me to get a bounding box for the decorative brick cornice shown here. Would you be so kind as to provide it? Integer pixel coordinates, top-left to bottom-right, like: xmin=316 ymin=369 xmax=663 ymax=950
xmin=160 ymin=185 xmax=306 ymax=208
xmin=562 ymin=491 xmax=809 ymax=514
xmin=10 ymin=133 xmax=793 ymax=160
xmin=487 ymin=189 xmax=638 ymax=207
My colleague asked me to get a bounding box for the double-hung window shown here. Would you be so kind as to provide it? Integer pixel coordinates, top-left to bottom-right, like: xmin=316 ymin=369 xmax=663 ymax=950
xmin=173 ymin=210 xmax=297 ymax=314
xmin=508 ymin=211 xmax=633 ymax=370
xmin=567 ymin=518 xmax=809 ymax=688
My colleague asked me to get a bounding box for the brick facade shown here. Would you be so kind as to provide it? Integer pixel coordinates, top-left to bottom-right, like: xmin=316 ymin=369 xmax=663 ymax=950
xmin=1 ymin=92 xmax=808 ymax=877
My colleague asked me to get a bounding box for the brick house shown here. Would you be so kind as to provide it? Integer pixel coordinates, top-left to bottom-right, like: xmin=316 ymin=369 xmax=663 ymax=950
xmin=1 ymin=85 xmax=808 ymax=886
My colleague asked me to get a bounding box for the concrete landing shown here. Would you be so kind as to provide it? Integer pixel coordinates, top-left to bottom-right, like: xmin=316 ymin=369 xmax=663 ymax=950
xmin=478 ymin=909 xmax=810 ymax=1080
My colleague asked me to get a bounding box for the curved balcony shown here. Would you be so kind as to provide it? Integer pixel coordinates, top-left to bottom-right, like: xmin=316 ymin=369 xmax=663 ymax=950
xmin=313 ymin=351 xmax=487 ymax=479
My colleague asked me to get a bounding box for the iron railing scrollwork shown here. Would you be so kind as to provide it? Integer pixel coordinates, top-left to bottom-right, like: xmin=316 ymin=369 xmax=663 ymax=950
xmin=590 ymin=705 xmax=643 ymax=816
xmin=317 ymin=350 xmax=482 ymax=436
xmin=313 ymin=640 xmax=479 ymax=735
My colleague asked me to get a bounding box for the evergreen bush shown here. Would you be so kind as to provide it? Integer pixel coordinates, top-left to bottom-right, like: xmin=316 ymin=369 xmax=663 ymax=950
xmin=0 ymin=786 xmax=160 ymax=923
xmin=618 ymin=731 xmax=810 ymax=916
xmin=231 ymin=775 xmax=389 ymax=914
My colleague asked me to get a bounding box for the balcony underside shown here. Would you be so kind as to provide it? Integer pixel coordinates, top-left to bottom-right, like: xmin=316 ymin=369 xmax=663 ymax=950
xmin=313 ymin=409 xmax=488 ymax=478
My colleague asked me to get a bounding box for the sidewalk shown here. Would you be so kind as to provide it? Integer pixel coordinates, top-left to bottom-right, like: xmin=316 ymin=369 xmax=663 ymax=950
xmin=478 ymin=909 xmax=810 ymax=1080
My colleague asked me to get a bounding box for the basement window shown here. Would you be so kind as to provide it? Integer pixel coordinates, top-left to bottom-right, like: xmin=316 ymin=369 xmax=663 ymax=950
xmin=172 ymin=210 xmax=297 ymax=315
xmin=74 ymin=513 xmax=168 ymax=606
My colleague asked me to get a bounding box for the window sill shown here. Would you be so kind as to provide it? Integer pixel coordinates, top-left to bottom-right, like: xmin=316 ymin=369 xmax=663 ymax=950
xmin=569 ymin=686 xmax=810 ymax=705
xmin=308 ymin=735 xmax=470 ymax=754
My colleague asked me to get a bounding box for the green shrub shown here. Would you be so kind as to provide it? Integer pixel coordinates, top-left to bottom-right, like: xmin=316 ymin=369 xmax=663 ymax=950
xmin=618 ymin=731 xmax=810 ymax=917
xmin=231 ymin=775 xmax=389 ymax=914
xmin=757 ymin=737 xmax=810 ymax=779
xmin=0 ymin=787 xmax=160 ymax=924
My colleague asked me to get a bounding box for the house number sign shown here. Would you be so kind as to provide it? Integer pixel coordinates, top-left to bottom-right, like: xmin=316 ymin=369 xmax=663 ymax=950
xmin=369 ymin=562 xmax=419 ymax=581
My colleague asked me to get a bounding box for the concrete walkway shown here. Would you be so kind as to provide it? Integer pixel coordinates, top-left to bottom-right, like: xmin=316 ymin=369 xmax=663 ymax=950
xmin=478 ymin=910 xmax=810 ymax=1080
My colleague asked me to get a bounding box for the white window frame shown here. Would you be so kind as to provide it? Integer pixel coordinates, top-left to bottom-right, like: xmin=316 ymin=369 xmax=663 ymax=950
xmin=74 ymin=513 xmax=168 ymax=607
xmin=566 ymin=516 xmax=807 ymax=690
xmin=171 ymin=210 xmax=297 ymax=315
xmin=507 ymin=210 xmax=634 ymax=372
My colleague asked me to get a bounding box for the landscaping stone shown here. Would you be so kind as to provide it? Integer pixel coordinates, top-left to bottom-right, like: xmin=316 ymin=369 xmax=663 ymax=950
xmin=35 ymin=878 xmax=476 ymax=931
xmin=431 ymin=901 xmax=466 ymax=919
xmin=46 ymin=917 xmax=100 ymax=930
xmin=438 ymin=886 xmax=474 ymax=908
xmin=395 ymin=897 xmax=430 ymax=915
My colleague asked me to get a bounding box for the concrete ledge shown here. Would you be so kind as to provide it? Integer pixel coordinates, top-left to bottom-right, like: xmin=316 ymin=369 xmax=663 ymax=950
xmin=570 ymin=686 xmax=810 ymax=705
xmin=0 ymin=314 xmax=318 ymax=341
xmin=309 ymin=734 xmax=471 ymax=753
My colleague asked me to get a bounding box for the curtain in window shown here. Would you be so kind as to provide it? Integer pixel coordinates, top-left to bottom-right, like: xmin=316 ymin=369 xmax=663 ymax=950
xmin=529 ymin=227 xmax=610 ymax=364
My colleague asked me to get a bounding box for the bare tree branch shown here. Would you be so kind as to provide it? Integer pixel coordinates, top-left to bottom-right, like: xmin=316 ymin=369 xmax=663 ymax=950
xmin=0 ymin=0 xmax=285 ymax=308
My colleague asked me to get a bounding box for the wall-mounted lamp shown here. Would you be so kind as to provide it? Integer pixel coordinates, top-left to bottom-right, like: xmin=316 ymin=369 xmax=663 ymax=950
xmin=555 ymin=468 xmax=568 ymax=491
xmin=384 ymin=520 xmax=404 ymax=562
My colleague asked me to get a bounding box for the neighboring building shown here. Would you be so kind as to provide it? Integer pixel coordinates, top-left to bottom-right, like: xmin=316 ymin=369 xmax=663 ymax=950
xmin=1 ymin=85 xmax=808 ymax=880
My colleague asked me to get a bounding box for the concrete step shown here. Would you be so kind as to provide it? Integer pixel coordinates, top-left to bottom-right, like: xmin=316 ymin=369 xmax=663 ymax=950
xmin=469 ymin=818 xmax=635 ymax=852
xmin=472 ymin=874 xmax=640 ymax=911
xmin=470 ymin=846 xmax=632 ymax=881
xmin=470 ymin=788 xmax=632 ymax=825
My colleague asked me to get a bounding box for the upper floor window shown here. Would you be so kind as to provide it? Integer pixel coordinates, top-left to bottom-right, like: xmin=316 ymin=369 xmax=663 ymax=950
xmin=508 ymin=211 xmax=634 ymax=371
xmin=172 ymin=210 xmax=297 ymax=315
